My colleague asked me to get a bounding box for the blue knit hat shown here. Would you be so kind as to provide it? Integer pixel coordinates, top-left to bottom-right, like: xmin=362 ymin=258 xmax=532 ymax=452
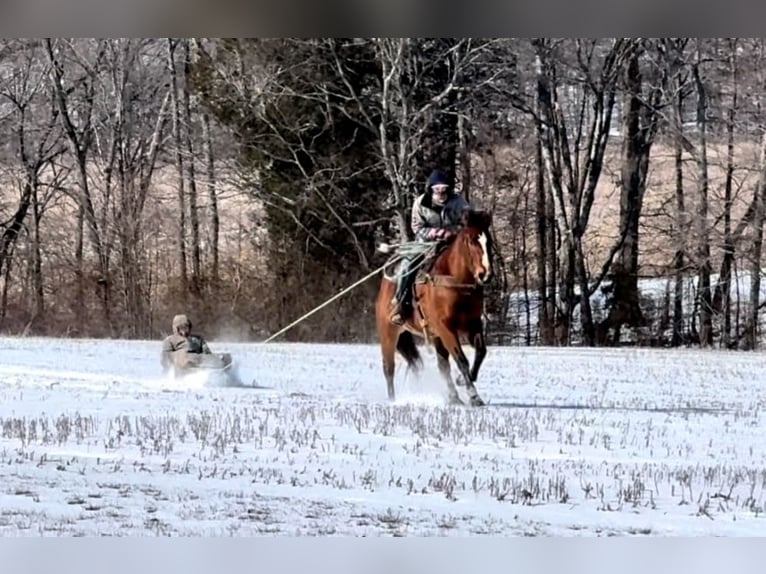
xmin=428 ymin=169 xmax=451 ymax=189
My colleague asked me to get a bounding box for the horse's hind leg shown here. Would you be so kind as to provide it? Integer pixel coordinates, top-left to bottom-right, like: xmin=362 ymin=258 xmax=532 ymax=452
xmin=376 ymin=279 xmax=400 ymax=401
xmin=380 ymin=330 xmax=397 ymax=401
xmin=433 ymin=337 xmax=462 ymax=405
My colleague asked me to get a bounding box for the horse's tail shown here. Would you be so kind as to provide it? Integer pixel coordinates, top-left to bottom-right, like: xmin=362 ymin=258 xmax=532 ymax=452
xmin=396 ymin=331 xmax=422 ymax=372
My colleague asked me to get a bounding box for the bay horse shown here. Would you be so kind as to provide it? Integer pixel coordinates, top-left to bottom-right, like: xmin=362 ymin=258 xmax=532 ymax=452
xmin=375 ymin=209 xmax=494 ymax=407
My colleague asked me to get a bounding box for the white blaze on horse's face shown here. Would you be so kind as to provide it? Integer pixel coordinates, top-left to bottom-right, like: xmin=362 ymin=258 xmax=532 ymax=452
xmin=476 ymin=232 xmax=491 ymax=284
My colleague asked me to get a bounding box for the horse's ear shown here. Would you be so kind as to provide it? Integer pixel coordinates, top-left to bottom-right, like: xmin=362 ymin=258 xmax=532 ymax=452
xmin=460 ymin=208 xmax=472 ymax=227
xmin=481 ymin=210 xmax=493 ymax=229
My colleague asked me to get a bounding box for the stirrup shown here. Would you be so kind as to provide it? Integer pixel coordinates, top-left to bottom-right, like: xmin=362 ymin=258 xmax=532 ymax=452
xmin=389 ymin=306 xmax=405 ymax=325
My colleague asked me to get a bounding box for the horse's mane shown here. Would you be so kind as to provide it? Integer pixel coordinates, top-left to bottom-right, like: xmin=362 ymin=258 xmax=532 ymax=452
xmin=458 ymin=208 xmax=492 ymax=233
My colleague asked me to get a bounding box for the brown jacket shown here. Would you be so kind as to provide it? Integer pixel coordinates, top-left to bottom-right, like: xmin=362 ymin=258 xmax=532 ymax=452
xmin=161 ymin=314 xmax=212 ymax=372
xmin=161 ymin=334 xmax=212 ymax=371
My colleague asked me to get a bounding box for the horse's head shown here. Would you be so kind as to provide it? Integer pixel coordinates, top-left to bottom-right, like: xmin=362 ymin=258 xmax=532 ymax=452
xmin=452 ymin=209 xmax=494 ymax=286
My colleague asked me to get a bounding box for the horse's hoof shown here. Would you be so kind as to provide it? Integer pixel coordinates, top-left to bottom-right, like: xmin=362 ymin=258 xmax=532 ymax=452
xmin=470 ymin=395 xmax=485 ymax=407
xmin=448 ymin=393 xmax=463 ymax=406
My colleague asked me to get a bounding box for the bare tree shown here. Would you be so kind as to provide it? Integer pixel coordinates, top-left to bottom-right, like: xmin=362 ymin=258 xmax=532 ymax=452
xmin=96 ymin=39 xmax=171 ymax=336
xmin=597 ymin=42 xmax=664 ymax=345
xmin=532 ymin=38 xmax=638 ymax=345
xmin=535 ymin=134 xmax=555 ymax=344
xmin=0 ymin=39 xmax=65 ymax=329
xmin=669 ymin=42 xmax=690 ymax=346
xmin=45 ymin=38 xmax=111 ymax=329
xmin=692 ymin=41 xmax=714 ymax=346
xmin=712 ymin=38 xmax=739 ymax=347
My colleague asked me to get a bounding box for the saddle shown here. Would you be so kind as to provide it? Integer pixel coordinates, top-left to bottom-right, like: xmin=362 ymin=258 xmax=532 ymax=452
xmin=392 ymin=241 xmax=452 ymax=303
xmin=413 ymin=247 xmax=443 ymax=284
xmin=392 ymin=242 xmax=445 ymax=282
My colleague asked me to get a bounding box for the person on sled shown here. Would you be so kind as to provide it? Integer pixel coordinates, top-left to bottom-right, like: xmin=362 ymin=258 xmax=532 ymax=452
xmin=161 ymin=314 xmax=231 ymax=375
xmin=389 ymin=168 xmax=472 ymax=326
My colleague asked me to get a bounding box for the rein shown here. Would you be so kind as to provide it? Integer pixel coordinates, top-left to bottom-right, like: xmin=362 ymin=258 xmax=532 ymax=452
xmin=418 ymin=273 xmax=483 ymax=291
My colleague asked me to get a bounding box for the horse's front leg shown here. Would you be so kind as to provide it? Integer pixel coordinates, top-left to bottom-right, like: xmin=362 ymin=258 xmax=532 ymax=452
xmin=437 ymin=321 xmax=484 ymax=407
xmin=433 ymin=337 xmax=462 ymax=405
xmin=468 ymin=320 xmax=487 ymax=383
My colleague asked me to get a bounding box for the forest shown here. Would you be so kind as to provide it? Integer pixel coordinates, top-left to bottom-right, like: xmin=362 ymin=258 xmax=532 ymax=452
xmin=0 ymin=38 xmax=764 ymax=349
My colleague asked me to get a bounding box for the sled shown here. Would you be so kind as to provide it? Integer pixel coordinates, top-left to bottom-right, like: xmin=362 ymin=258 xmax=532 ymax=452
xmin=165 ymin=351 xmax=246 ymax=386
xmin=170 ymin=351 xmax=232 ymax=375
xmin=164 ymin=348 xmax=268 ymax=388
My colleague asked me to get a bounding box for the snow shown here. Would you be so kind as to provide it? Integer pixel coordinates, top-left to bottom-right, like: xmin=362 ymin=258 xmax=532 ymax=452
xmin=1 ymin=335 xmax=766 ymax=536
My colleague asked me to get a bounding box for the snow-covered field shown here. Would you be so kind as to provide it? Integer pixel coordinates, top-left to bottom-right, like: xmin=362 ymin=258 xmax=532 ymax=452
xmin=1 ymin=335 xmax=766 ymax=536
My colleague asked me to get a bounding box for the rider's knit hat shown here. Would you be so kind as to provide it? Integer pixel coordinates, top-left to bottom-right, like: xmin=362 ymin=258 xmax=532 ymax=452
xmin=428 ymin=169 xmax=451 ymax=189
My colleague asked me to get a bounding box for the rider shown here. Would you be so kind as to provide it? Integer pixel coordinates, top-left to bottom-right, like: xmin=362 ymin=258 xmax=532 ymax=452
xmin=389 ymin=168 xmax=471 ymax=325
xmin=160 ymin=313 xmax=212 ymax=372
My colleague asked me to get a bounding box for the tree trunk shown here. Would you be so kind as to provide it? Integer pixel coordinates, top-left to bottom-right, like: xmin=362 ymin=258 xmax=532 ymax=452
xmin=0 ymin=250 xmax=12 ymax=328
xmin=693 ymin=51 xmax=713 ymax=347
xmin=183 ymin=39 xmax=201 ymax=291
xmin=75 ymin=202 xmax=85 ymax=334
xmin=575 ymin=238 xmax=595 ymax=345
xmin=202 ymin=111 xmax=219 ymax=284
xmin=546 ymin=185 xmax=557 ymax=344
xmin=672 ymin=76 xmax=686 ymax=346
xmin=534 ymin=43 xmax=574 ymax=345
xmin=535 ymin=135 xmax=553 ymax=344
xmin=555 ymin=244 xmax=575 ymax=345
xmin=600 ymin=50 xmax=651 ymax=344
xmin=457 ymin=114 xmax=472 ymax=202
xmin=521 ymin=192 xmax=532 ymax=345
xmin=748 ymin=130 xmax=766 ymax=349
xmin=30 ymin=177 xmax=44 ymax=322
xmin=167 ymin=38 xmax=188 ymax=291
xmin=118 ymin=213 xmax=141 ymax=338
xmin=0 ymin=184 xmax=32 ymax=288
xmin=714 ymin=39 xmax=738 ymax=348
